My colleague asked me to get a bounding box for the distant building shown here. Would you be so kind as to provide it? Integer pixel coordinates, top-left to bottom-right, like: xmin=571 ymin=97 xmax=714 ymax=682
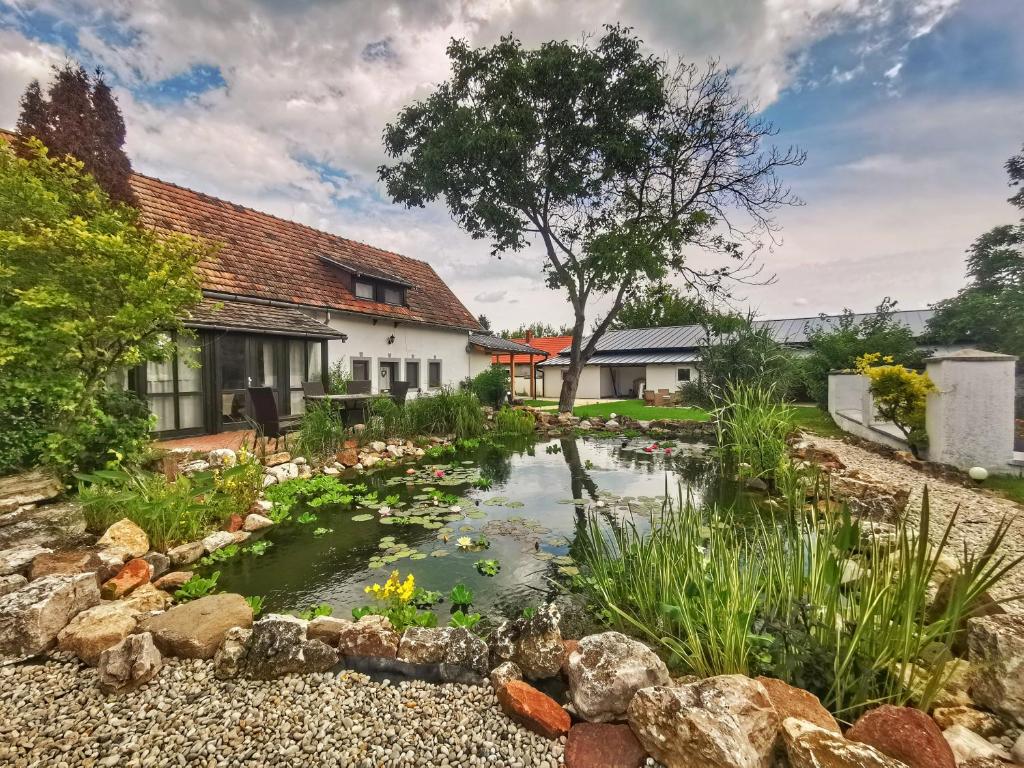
xmin=489 ymin=334 xmax=573 ymax=397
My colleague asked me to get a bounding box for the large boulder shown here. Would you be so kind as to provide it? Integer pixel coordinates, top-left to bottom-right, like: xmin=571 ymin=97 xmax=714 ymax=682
xmin=96 ymin=518 xmax=149 ymax=559
xmin=397 ymin=626 xmax=489 ymax=674
xmin=218 ymin=614 xmax=338 ymax=679
xmin=782 ymin=717 xmax=911 ymax=768
xmin=0 ymin=469 xmax=62 ymax=507
xmin=166 ymin=541 xmax=204 ymax=567
xmin=139 ymin=593 xmax=252 ymax=659
xmin=0 ymin=574 xmax=26 ymax=598
xmin=846 ymin=705 xmax=955 ymax=768
xmin=97 ymin=632 xmax=162 ymax=693
xmin=490 ymin=661 xmax=523 ymax=690
xmin=627 ymin=676 xmax=779 ymax=768
xmin=496 ymin=680 xmax=571 ymax=739
xmin=0 ymin=572 xmax=100 ymax=661
xmin=336 ymin=614 xmax=400 ymax=658
xmin=0 ymin=501 xmax=86 ymax=550
xmin=967 ymin=614 xmax=1024 ymax=724
xmin=756 ymin=676 xmax=840 ymax=734
xmin=307 ymin=615 xmax=354 ymax=645
xmin=941 ymin=725 xmax=1012 ymax=764
xmin=29 ymin=549 xmax=111 ymax=581
xmin=243 ymin=514 xmax=274 ymax=532
xmin=57 ymin=600 xmax=140 ymax=665
xmin=565 ymin=722 xmax=647 ymax=768
xmin=153 ymin=571 xmax=194 ymax=592
xmin=100 ymin=558 xmax=152 ymax=600
xmin=490 ymin=603 xmax=565 ymax=679
xmin=567 ymin=631 xmax=670 ymax=723
xmin=931 ymin=707 xmax=1003 ymax=737
xmin=831 ymin=472 xmax=910 ymax=523
xmin=121 ymin=583 xmax=172 ymax=613
xmin=0 ymin=545 xmax=53 ymax=576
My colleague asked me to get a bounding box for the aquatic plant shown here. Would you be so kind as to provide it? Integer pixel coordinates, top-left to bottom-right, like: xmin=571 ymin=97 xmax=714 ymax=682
xmin=365 ymin=387 xmax=485 ymax=440
xmin=449 ymin=610 xmax=483 ymax=630
xmin=296 ymin=400 xmax=350 ymax=459
xmin=472 ymin=476 xmax=493 ymax=490
xmin=449 ymin=584 xmax=474 ymax=607
xmin=356 ymin=570 xmax=438 ymax=630
xmin=313 ymin=527 xmax=333 ymax=537
xmin=198 ymin=543 xmax=240 ymax=566
xmin=174 ymin=571 xmax=220 ymax=602
xmin=578 ymin=486 xmax=1022 ymax=721
xmin=493 ymin=407 xmax=535 ymax=436
xmin=474 ymin=558 xmax=500 ymax=576
xmin=264 ymin=475 xmax=357 ymax=517
xmin=245 ymin=540 xmax=273 ymax=556
xmin=296 ymin=511 xmax=318 ymax=525
xmin=411 ymin=588 xmax=444 ymax=608
xmin=715 ymin=382 xmax=793 ymax=484
xmin=245 ymin=595 xmax=265 ymax=616
xmin=298 ymin=603 xmax=333 ymax=620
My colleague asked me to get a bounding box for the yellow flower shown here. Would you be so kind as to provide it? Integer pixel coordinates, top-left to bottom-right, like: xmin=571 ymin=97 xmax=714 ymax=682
xmin=457 ymin=536 xmax=472 ymax=549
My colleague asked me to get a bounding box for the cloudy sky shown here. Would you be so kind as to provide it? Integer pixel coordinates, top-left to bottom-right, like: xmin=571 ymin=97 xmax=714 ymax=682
xmin=1 ymin=0 xmax=1022 ymax=331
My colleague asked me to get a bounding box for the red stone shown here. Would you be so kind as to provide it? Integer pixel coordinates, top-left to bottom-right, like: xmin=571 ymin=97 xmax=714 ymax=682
xmin=343 ymin=438 xmax=359 ymax=449
xmin=226 ymin=514 xmax=244 ymax=532
xmin=496 ymin=680 xmax=571 ymax=739
xmin=847 ymin=705 xmax=956 ymax=768
xmin=336 ymin=448 xmax=359 ymax=467
xmin=100 ymin=558 xmax=152 ymax=600
xmin=565 ymin=723 xmax=647 ymax=768
xmin=756 ymin=676 xmax=840 ymax=734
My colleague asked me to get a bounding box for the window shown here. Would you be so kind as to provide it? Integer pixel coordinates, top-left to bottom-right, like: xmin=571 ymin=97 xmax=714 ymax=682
xmin=382 ymin=286 xmax=403 ymax=306
xmin=428 ymin=360 xmax=442 ymax=388
xmin=146 ymin=334 xmax=205 ymax=433
xmin=354 ymin=281 xmax=374 ymax=300
xmin=677 ymin=367 xmax=691 ymax=382
xmin=405 ymin=360 xmax=420 ymax=388
xmin=352 ymin=359 xmax=370 ymax=381
xmin=288 ymin=340 xmax=323 ymax=415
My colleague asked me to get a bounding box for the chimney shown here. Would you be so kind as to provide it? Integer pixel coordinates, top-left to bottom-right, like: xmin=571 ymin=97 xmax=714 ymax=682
xmin=526 ymin=330 xmax=533 ymax=343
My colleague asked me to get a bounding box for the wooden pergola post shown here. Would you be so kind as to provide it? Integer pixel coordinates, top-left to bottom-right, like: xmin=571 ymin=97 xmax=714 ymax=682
xmin=529 ymin=353 xmax=535 ymax=399
xmin=508 ymin=354 xmax=515 ymax=400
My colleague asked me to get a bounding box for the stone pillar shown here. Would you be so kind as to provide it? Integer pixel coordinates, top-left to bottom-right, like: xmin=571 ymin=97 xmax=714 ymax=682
xmin=925 ymin=349 xmax=1018 ymax=472
xmin=827 ymin=371 xmax=870 ymax=421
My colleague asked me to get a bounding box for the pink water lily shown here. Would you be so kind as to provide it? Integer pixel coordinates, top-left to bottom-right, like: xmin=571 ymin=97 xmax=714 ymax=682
xmin=643 ymin=446 xmax=653 ymax=453
xmin=434 ymin=469 xmax=446 ymax=478
xmin=664 ymin=448 xmax=673 ymax=455
xmin=378 ymin=505 xmax=393 ymax=517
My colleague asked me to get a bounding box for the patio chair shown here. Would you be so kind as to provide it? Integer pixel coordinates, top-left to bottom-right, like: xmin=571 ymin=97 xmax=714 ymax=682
xmin=389 ymin=380 xmax=410 ymax=406
xmin=347 ymin=379 xmax=371 ymax=395
xmin=247 ymin=386 xmax=299 ymax=452
xmin=302 ymin=380 xmax=326 ymax=399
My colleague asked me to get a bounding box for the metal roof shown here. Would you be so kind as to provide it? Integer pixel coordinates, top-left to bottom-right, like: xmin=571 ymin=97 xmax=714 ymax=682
xmin=556 ymin=310 xmax=936 ymax=356
xmin=469 ymin=334 xmax=549 ymax=357
xmin=539 ymin=351 xmax=702 ymax=367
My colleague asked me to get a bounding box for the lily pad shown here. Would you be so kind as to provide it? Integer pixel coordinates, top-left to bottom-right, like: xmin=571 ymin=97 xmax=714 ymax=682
xmin=430 ymin=549 xmax=449 ymax=557
xmin=350 ymin=513 xmax=374 ymax=522
xmin=410 ymin=553 xmax=427 ymax=560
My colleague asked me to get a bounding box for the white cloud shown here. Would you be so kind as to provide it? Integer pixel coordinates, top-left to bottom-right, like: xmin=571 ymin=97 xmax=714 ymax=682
xmin=474 ymin=289 xmax=509 ymax=303
xmin=0 ymin=29 xmax=63 ymax=129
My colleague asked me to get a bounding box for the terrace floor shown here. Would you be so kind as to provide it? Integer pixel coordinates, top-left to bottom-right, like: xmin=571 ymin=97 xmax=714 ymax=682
xmin=156 ymin=430 xmax=257 ymax=454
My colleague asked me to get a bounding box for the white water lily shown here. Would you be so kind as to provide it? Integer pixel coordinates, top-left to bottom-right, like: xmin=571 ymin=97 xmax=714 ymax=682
xmin=378 ymin=505 xmax=392 ymax=517
xmin=449 ymin=505 xmax=462 ymax=513
xmin=457 ymin=536 xmax=472 ymax=549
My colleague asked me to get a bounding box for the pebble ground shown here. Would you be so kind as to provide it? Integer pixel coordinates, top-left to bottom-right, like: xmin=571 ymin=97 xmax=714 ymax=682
xmin=808 ymin=435 xmax=1024 ymax=604
xmin=0 ymin=654 xmax=565 ymax=768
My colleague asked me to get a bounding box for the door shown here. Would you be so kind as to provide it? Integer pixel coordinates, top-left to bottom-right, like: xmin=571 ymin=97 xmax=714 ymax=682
xmin=217 ymin=335 xmax=280 ymax=429
xmin=379 ymin=360 xmax=399 ymax=392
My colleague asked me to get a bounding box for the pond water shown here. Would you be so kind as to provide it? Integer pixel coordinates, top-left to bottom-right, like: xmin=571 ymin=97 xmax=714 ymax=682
xmin=212 ymin=435 xmax=744 ymax=620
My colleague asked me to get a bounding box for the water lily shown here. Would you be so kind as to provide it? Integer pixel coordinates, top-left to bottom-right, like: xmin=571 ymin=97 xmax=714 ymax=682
xmin=664 ymin=448 xmax=673 ymax=455
xmin=643 ymin=446 xmax=653 ymax=453
xmin=457 ymin=536 xmax=472 ymax=549
xmin=405 ymin=468 xmax=416 ymax=476
xmin=434 ymin=469 xmax=446 ymax=478
xmin=449 ymin=505 xmax=462 ymax=514
xmin=378 ymin=505 xmax=392 ymax=517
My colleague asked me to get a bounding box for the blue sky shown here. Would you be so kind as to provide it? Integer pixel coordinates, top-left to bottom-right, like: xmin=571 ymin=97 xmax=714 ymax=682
xmin=1 ymin=0 xmax=1021 ymax=329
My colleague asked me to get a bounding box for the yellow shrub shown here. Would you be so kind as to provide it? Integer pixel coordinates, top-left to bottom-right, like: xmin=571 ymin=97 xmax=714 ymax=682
xmin=855 ymin=353 xmax=936 ymax=455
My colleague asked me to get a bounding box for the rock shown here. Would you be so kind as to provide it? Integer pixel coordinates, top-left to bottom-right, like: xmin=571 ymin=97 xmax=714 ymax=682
xmin=207 ymin=448 xmax=237 ymax=468
xmin=362 ymin=455 xmax=380 ymax=468
xmin=0 ymin=572 xmax=100 ymax=661
xmin=307 ymin=616 xmax=354 ymax=645
xmin=153 ymin=571 xmax=193 ymax=592
xmin=140 ymin=551 xmax=170 ymax=578
xmin=745 ymin=477 xmax=770 ymax=492
xmin=567 ymin=631 xmax=670 ymax=723
xmin=97 ymin=632 xmax=162 ymax=693
xmin=262 ymin=451 xmax=291 ymax=467
xmin=213 ymin=625 xmax=251 ymax=678
xmin=561 ymin=639 xmax=579 ymax=677
xmin=251 ymin=499 xmax=274 ymax=514
xmin=230 ymin=530 xmax=250 ymax=545
xmin=846 ymin=705 xmax=955 ymax=768
xmin=336 ymin=614 xmax=399 ymax=658
xmin=139 ymin=593 xmax=253 ymax=659
xmin=627 ymin=676 xmax=779 ymax=768
xmin=756 ymin=676 xmax=840 ymax=734
xmin=226 ymin=514 xmax=244 ymax=532
xmin=96 ymin=518 xmax=149 ymax=559
xmin=967 ymin=614 xmax=1024 ymax=723
xmin=931 ymin=707 xmax=1003 ymax=737
xmin=397 ymin=627 xmax=488 ymax=674
xmin=386 ymin=444 xmax=404 ymax=458
xmin=497 ymin=680 xmax=571 ymax=739
xmin=0 ymin=574 xmax=26 ymax=597
xmin=201 ymin=531 xmax=236 ymax=554
xmin=121 ymin=583 xmax=173 ymax=613
xmin=831 ymin=473 xmax=909 ymax=522
xmin=789 ymin=446 xmax=846 ymax=471
xmin=941 ymin=725 xmax=1012 ymax=764
xmin=932 ymin=659 xmax=975 ymax=709
xmin=28 ymin=549 xmax=110 ymax=581
xmin=268 ymin=463 xmax=299 ymax=483
xmin=322 ymin=466 xmax=340 ymax=476
xmin=782 ymin=717 xmax=910 ymax=768
xmin=0 ymin=544 xmax=53 ymax=576
xmin=490 ymin=603 xmax=565 ymax=680
xmin=0 ymin=469 xmax=62 ymax=507
xmin=57 ymin=600 xmax=140 ymax=665
xmin=233 ymin=614 xmax=338 ymax=679
xmin=100 ymin=558 xmax=152 ymax=599
xmin=370 ymin=441 xmax=386 ymax=453
xmin=490 ymin=661 xmax=523 ymax=690
xmin=1012 ymin=732 xmax=1024 ymax=764
xmin=261 ymin=474 xmax=277 ymax=488
xmin=243 ymin=513 xmax=274 ymax=532
xmin=166 ymin=540 xmax=204 ymax=566
xmin=565 ymin=723 xmax=647 ymax=768
xmin=0 ymin=501 xmax=86 ymax=550
xmin=605 ymin=420 xmax=620 ymax=429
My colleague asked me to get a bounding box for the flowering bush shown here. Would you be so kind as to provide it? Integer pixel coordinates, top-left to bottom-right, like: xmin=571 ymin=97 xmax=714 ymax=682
xmin=355 ymin=570 xmax=437 ymax=631
xmin=855 ymin=352 xmax=936 ymax=457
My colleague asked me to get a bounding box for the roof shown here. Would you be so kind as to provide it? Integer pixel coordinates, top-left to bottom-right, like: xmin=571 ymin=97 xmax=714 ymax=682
xmin=491 ymin=335 xmax=574 ymax=364
xmin=557 ymin=310 xmax=936 ymax=356
xmin=540 ymin=351 xmax=701 ymax=367
xmin=470 ymin=334 xmax=549 ymax=356
xmin=131 ymin=174 xmax=480 ymax=331
xmin=184 ymin=297 xmax=345 ymax=339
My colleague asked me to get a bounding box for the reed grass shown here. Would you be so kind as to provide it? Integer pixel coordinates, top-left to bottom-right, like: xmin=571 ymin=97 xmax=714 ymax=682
xmin=365 ymin=387 xmax=485 ymax=440
xmin=715 ymin=382 xmax=794 ymax=482
xmin=492 ymin=407 xmax=535 ymax=436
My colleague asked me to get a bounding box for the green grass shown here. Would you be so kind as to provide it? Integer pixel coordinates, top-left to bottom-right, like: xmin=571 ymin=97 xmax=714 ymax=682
xmin=522 ymin=399 xmax=558 ymax=408
xmin=984 ymin=473 xmax=1024 ymax=505
xmin=790 ymin=405 xmax=845 ymax=438
xmin=573 ymin=399 xmax=710 ymax=422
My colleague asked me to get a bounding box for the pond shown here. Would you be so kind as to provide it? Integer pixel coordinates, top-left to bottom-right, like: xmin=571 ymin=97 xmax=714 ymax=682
xmin=211 ymin=435 xmax=745 ymax=621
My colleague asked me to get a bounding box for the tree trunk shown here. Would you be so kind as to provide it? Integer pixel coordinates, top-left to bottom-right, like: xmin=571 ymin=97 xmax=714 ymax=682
xmin=558 ymin=368 xmax=579 ymax=413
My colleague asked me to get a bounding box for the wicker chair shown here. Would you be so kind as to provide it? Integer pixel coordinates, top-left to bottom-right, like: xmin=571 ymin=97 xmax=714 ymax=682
xmin=247 ymin=387 xmax=299 ymax=452
xmin=389 ymin=380 xmax=410 ymax=406
xmin=347 ymin=379 xmax=371 ymax=395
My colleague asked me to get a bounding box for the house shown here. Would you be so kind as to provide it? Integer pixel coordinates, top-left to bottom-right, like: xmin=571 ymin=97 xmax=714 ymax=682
xmin=537 ymin=310 xmax=942 ymax=400
xmin=121 ymin=172 xmax=494 ymax=437
xmin=489 ymin=334 xmax=571 ymax=396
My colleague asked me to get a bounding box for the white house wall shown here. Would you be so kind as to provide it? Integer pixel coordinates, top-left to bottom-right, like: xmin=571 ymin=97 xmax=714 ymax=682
xmin=645 ymin=364 xmax=698 ymax=392
xmin=600 ymin=366 xmax=646 ymax=397
xmin=309 ymin=310 xmax=473 ymax=397
xmin=541 ymin=365 xmax=602 ymax=399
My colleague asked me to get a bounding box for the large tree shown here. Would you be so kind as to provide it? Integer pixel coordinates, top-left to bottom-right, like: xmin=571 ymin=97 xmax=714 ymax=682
xmin=928 ymin=145 xmax=1024 ymax=357
xmin=16 ymin=62 xmax=136 ymax=204
xmin=380 ymin=26 xmax=803 ymax=410
xmin=610 ymin=282 xmax=712 ymax=330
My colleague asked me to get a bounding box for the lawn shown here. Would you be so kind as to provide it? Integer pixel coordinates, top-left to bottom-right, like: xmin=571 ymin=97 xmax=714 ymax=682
xmin=573 ymin=400 xmax=710 ymax=422
xmin=522 ymin=399 xmax=558 ymax=408
xmin=984 ymin=473 xmax=1024 ymax=505
xmin=789 ymin=405 xmax=845 ymax=438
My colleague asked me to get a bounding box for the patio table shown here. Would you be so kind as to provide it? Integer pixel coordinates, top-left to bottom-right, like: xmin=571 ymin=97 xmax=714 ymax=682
xmin=305 ymin=393 xmax=374 ymax=426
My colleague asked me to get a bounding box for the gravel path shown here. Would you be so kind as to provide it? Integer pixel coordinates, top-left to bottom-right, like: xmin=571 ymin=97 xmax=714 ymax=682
xmin=807 ymin=435 xmax=1024 ymax=604
xmin=0 ymin=655 xmax=565 ymax=768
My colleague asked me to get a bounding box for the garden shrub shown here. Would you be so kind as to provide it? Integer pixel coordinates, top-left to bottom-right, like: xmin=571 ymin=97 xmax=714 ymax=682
xmin=688 ymin=321 xmax=797 ymax=406
xmin=296 ymin=400 xmax=349 ymax=459
xmin=327 ymin=359 xmax=351 ymax=394
xmin=365 ymin=387 xmax=484 ymax=440
xmin=492 ymin=407 xmax=535 ymax=436
xmin=0 ymin=139 xmax=208 ymax=476
xmin=855 ymin=352 xmax=935 ymax=457
xmin=716 ymin=383 xmax=793 ymax=484
xmin=470 ymin=365 xmax=509 ymax=408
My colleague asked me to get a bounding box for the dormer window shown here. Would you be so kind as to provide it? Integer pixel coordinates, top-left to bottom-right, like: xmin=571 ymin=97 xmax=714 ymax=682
xmin=355 ymin=281 xmax=375 ymax=300
xmin=382 ymin=286 xmax=403 ymax=306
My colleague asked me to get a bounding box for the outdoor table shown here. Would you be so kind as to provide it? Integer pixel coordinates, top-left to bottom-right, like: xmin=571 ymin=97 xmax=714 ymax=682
xmin=305 ymin=393 xmax=373 ymax=426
